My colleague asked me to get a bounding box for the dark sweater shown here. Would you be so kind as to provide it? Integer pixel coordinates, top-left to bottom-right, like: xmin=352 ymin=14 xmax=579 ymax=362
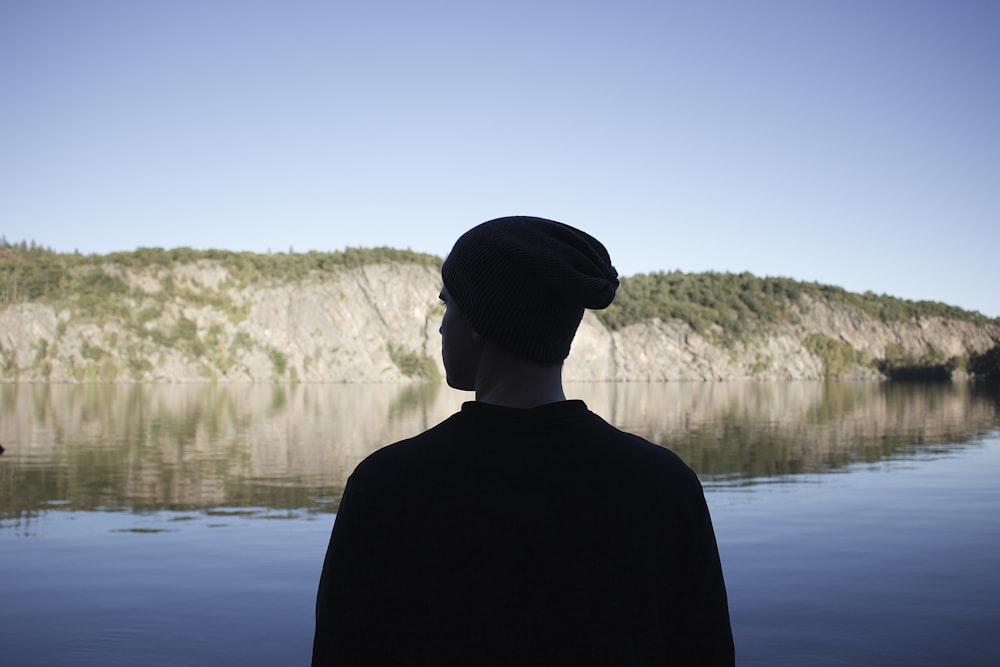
xmin=313 ymin=400 xmax=734 ymax=666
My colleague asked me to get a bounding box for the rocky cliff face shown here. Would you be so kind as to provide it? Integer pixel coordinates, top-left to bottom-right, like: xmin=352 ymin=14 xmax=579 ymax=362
xmin=1 ymin=261 xmax=997 ymax=383
xmin=569 ymin=295 xmax=1000 ymax=382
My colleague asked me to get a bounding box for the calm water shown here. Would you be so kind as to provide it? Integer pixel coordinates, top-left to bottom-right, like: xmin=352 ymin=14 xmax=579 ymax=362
xmin=2 ymin=381 xmax=999 ymax=666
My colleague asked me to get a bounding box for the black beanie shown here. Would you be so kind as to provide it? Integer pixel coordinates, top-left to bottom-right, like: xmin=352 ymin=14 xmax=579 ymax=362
xmin=441 ymin=216 xmax=619 ymax=363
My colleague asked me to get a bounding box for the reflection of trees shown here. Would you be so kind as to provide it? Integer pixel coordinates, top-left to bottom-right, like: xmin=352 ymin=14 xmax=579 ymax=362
xmin=2 ymin=382 xmax=999 ymax=519
xmin=387 ymin=382 xmax=442 ymax=423
xmin=0 ymin=383 xmax=466 ymax=520
xmin=570 ymin=381 xmax=999 ymax=483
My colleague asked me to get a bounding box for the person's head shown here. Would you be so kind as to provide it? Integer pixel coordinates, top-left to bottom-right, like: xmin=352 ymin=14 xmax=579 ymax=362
xmin=439 ymin=216 xmax=619 ymax=389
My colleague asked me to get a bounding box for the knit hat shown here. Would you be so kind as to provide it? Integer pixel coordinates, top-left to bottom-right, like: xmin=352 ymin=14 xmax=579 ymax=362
xmin=441 ymin=216 xmax=619 ymax=363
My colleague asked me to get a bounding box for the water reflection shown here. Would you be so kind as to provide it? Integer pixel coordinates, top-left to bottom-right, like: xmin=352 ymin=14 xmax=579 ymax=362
xmin=2 ymin=382 xmax=998 ymax=522
xmin=573 ymin=381 xmax=1000 ymax=483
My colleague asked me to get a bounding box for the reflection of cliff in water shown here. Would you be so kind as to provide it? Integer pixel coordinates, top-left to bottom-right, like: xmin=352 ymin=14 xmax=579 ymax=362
xmin=571 ymin=381 xmax=1000 ymax=483
xmin=0 ymin=383 xmax=465 ymax=521
xmin=2 ymin=382 xmax=998 ymax=519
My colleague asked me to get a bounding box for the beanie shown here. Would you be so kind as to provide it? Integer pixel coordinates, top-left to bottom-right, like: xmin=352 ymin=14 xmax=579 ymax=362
xmin=441 ymin=216 xmax=619 ymax=363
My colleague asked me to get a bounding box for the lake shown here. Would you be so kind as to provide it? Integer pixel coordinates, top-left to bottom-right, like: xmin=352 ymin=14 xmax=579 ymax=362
xmin=2 ymin=381 xmax=999 ymax=666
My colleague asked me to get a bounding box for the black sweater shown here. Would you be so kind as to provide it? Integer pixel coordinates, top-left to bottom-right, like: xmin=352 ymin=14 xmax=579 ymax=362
xmin=313 ymin=400 xmax=734 ymax=666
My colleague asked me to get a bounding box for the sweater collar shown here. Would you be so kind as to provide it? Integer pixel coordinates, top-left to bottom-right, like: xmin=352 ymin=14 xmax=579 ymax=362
xmin=460 ymin=399 xmax=589 ymax=421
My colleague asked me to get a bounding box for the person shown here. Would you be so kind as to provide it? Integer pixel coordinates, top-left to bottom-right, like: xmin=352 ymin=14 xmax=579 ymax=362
xmin=312 ymin=216 xmax=734 ymax=666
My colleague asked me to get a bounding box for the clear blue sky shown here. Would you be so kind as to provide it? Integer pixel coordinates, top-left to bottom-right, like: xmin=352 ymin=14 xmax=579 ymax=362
xmin=2 ymin=0 xmax=998 ymax=316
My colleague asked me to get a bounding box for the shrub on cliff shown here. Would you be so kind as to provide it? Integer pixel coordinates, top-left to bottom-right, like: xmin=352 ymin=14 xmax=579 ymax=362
xmin=595 ymin=271 xmax=997 ymax=340
xmin=968 ymin=344 xmax=1000 ymax=382
xmin=0 ymin=242 xmax=442 ymax=307
xmin=596 ymin=271 xmax=800 ymax=337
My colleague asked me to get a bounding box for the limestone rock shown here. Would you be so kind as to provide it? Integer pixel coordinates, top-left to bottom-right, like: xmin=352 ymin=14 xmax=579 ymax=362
xmin=1 ymin=261 xmax=997 ymax=383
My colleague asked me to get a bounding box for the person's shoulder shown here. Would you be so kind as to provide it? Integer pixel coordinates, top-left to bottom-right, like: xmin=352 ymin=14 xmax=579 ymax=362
xmin=348 ymin=411 xmax=465 ymax=483
xmin=584 ymin=411 xmax=700 ymax=481
xmin=582 ymin=409 xmax=673 ymax=454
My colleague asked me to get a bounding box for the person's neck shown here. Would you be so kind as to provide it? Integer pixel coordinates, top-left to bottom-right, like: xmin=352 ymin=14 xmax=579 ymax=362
xmin=473 ymin=343 xmax=566 ymax=408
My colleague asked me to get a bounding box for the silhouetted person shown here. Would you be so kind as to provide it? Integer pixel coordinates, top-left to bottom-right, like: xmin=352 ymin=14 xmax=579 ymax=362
xmin=313 ymin=216 xmax=734 ymax=665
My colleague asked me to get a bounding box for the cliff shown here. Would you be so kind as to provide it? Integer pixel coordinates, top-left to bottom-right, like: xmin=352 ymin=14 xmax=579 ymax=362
xmin=1 ymin=254 xmax=998 ymax=383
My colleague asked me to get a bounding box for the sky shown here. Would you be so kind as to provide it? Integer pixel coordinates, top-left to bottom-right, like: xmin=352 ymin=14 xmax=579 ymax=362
xmin=2 ymin=0 xmax=998 ymax=316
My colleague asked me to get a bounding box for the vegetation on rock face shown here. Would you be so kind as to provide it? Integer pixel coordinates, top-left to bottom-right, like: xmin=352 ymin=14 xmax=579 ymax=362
xmin=1 ymin=240 xmax=446 ymax=382
xmin=387 ymin=343 xmax=441 ymax=382
xmin=0 ymin=240 xmax=442 ymax=308
xmin=597 ymin=271 xmax=801 ymax=338
xmin=803 ymin=333 xmax=869 ymax=378
xmin=268 ymin=347 xmax=289 ymax=378
xmin=2 ymin=239 xmax=998 ymax=382
xmin=871 ymin=342 xmax=955 ymax=381
xmin=595 ymin=271 xmax=996 ymax=333
xmin=969 ymin=345 xmax=1000 ymax=382
xmin=592 ymin=270 xmax=998 ymax=380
